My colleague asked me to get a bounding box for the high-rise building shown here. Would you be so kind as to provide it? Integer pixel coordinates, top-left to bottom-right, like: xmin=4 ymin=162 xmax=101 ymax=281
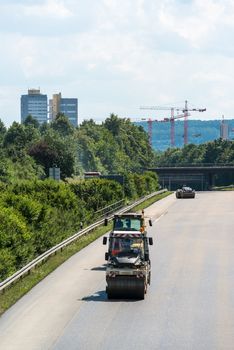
xmin=49 ymin=93 xmax=78 ymax=126
xmin=21 ymin=89 xmax=48 ymax=124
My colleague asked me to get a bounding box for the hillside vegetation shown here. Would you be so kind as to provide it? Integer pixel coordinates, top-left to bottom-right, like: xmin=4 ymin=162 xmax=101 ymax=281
xmin=0 ymin=114 xmax=159 ymax=281
xmin=155 ymin=139 xmax=234 ymax=166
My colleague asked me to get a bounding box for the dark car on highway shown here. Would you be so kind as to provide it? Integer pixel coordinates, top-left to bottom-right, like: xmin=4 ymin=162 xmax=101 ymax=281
xmin=176 ymin=186 xmax=195 ymax=199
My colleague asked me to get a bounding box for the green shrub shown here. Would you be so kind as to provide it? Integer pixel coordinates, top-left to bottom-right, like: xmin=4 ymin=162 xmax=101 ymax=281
xmin=0 ymin=172 xmax=159 ymax=281
xmin=0 ymin=206 xmax=33 ymax=280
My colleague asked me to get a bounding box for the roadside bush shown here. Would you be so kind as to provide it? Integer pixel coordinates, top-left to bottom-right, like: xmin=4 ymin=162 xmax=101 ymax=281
xmin=123 ymin=173 xmax=138 ymax=199
xmin=124 ymin=171 xmax=159 ymax=199
xmin=69 ymin=178 xmax=123 ymax=212
xmin=0 ymin=249 xmax=16 ymax=280
xmin=1 ymin=193 xmax=43 ymax=224
xmin=0 ymin=206 xmax=34 ymax=280
xmin=0 ymin=171 xmax=159 ymax=281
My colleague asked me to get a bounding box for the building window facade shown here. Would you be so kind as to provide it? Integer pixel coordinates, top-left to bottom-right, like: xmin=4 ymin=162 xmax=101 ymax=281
xmin=49 ymin=93 xmax=78 ymax=126
xmin=21 ymin=89 xmax=48 ymax=125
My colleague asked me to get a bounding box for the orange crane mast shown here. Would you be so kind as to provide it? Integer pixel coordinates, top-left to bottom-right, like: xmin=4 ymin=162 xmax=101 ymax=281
xmin=140 ymin=100 xmax=206 ymax=146
xmin=133 ymin=113 xmax=185 ymax=147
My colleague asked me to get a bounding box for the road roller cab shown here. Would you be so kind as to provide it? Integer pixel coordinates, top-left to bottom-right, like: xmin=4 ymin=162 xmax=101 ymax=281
xmin=105 ymin=211 xmax=152 ymax=235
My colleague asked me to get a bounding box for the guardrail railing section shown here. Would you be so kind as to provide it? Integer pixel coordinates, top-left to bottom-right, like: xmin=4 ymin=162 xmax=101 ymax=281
xmin=94 ymin=199 xmax=125 ymax=218
xmin=0 ymin=189 xmax=166 ymax=292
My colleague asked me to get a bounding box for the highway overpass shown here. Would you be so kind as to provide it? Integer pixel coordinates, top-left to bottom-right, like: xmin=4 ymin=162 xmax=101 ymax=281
xmin=148 ymin=165 xmax=234 ymax=190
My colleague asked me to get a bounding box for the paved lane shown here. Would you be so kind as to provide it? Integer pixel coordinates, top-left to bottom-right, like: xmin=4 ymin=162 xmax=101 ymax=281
xmin=0 ymin=192 xmax=234 ymax=350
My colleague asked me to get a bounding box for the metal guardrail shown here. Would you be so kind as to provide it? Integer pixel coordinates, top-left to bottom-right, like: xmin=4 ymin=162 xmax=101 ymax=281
xmin=94 ymin=199 xmax=125 ymax=217
xmin=0 ymin=189 xmax=166 ymax=292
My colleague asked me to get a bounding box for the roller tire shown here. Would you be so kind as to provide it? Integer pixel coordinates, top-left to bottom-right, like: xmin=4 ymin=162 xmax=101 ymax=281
xmin=107 ymin=277 xmax=146 ymax=299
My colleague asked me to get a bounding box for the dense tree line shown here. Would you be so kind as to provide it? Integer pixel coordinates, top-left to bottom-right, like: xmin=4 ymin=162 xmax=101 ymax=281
xmin=155 ymin=139 xmax=234 ymax=166
xmin=0 ymin=114 xmax=159 ymax=280
xmin=0 ymin=114 xmax=156 ymax=181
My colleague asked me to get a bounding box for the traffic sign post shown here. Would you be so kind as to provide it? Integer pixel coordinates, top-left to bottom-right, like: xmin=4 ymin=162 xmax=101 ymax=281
xmin=49 ymin=167 xmax=60 ymax=180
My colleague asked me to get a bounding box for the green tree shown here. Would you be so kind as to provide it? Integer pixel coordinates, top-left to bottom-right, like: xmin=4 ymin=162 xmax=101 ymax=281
xmin=3 ymin=122 xmax=40 ymax=159
xmin=23 ymin=115 xmax=40 ymax=129
xmin=77 ymin=115 xmax=156 ymax=174
xmin=51 ymin=113 xmax=75 ymax=136
xmin=0 ymin=206 xmax=33 ymax=280
xmin=104 ymin=114 xmax=122 ymax=136
xmin=29 ymin=129 xmax=76 ymax=178
xmin=3 ymin=122 xmax=27 ymax=158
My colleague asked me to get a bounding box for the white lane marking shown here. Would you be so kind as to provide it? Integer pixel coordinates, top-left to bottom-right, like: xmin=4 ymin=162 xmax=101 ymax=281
xmin=154 ymin=211 xmax=168 ymax=223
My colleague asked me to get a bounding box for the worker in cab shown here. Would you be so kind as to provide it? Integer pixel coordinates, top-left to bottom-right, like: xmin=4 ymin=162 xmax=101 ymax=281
xmin=115 ymin=218 xmax=123 ymax=230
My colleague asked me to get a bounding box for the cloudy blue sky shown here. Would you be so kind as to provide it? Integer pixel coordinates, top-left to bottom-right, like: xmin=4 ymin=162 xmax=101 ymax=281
xmin=0 ymin=0 xmax=234 ymax=126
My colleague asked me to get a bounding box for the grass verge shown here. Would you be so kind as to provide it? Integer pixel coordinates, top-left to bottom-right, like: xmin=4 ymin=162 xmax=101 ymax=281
xmin=132 ymin=191 xmax=172 ymax=212
xmin=0 ymin=191 xmax=172 ymax=316
xmin=212 ymin=186 xmax=234 ymax=191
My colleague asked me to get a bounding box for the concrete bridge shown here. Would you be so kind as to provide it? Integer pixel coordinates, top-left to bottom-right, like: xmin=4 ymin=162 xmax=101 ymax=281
xmin=147 ymin=165 xmax=234 ymax=190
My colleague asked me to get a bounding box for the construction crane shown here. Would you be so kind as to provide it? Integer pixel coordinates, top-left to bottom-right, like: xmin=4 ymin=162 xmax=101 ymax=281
xmin=131 ymin=116 xmax=161 ymax=146
xmin=140 ymin=117 xmax=153 ymax=146
xmin=139 ymin=108 xmax=186 ymax=147
xmin=140 ymin=100 xmax=206 ymax=146
xmin=160 ymin=112 xmax=189 ymax=147
xmin=133 ymin=114 xmax=185 ymax=147
xmin=182 ymin=100 xmax=206 ymax=145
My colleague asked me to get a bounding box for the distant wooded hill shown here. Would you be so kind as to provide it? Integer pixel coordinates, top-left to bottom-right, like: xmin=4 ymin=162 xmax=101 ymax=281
xmin=135 ymin=119 xmax=234 ymax=151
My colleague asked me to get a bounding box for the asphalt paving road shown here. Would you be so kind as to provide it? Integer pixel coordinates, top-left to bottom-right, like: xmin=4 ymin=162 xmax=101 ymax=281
xmin=0 ymin=192 xmax=234 ymax=350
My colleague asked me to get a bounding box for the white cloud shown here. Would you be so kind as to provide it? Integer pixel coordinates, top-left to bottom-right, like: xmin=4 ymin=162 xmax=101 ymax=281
xmin=1 ymin=0 xmax=234 ymax=127
xmin=0 ymin=86 xmax=22 ymax=125
xmin=158 ymin=0 xmax=223 ymax=48
xmin=23 ymin=0 xmax=73 ymax=19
